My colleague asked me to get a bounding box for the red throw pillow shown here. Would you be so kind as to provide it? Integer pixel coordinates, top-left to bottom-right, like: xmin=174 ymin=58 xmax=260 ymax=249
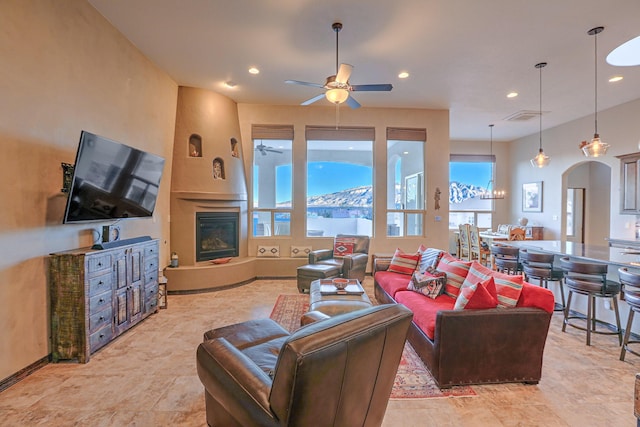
xmin=333 ymin=238 xmax=356 ymax=258
xmin=454 ymin=277 xmax=499 ymax=310
xmin=388 ymin=248 xmax=421 ymax=275
xmin=462 ymin=261 xmax=524 ymax=308
xmin=436 ymin=252 xmax=472 ymax=299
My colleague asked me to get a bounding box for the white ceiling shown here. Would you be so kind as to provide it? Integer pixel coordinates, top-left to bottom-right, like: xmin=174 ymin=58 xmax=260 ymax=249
xmin=88 ymin=0 xmax=640 ymax=142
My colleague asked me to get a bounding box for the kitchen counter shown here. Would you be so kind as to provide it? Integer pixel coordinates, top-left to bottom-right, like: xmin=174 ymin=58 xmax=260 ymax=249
xmin=504 ymin=240 xmax=640 ymax=268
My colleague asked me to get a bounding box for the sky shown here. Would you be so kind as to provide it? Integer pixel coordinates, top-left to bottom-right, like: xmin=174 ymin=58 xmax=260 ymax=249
xmin=450 ymin=162 xmax=492 ymax=188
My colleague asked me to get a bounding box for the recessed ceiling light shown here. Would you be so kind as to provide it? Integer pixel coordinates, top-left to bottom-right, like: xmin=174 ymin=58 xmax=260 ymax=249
xmin=607 ymin=35 xmax=640 ymax=66
xmin=609 ymin=75 xmax=623 ymax=82
xmin=223 ymin=81 xmax=237 ymax=89
xmin=403 ymin=151 xmax=409 ymax=155
xmin=398 ymin=71 xmax=409 ymax=79
xmin=248 ymin=67 xmax=260 ymax=75
xmin=507 ymin=92 xmax=518 ymax=98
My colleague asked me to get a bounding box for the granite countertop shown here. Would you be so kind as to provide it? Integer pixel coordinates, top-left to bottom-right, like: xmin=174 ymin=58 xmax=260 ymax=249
xmin=505 ymin=240 xmax=640 ymax=268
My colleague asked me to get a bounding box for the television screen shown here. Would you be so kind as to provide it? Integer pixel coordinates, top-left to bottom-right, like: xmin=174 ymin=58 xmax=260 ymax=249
xmin=63 ymin=131 xmax=165 ymax=223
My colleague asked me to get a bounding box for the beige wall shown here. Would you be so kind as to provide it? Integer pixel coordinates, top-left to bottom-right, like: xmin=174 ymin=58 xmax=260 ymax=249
xmin=236 ymin=104 xmax=451 ymax=256
xmin=510 ymin=98 xmax=640 ymax=242
xmin=0 ymin=0 xmax=177 ymax=380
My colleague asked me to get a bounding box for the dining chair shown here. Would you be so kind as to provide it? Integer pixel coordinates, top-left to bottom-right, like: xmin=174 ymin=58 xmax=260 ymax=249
xmin=469 ymin=225 xmax=490 ymax=266
xmin=509 ymin=227 xmax=526 ymax=241
xmin=458 ymin=224 xmax=471 ymax=261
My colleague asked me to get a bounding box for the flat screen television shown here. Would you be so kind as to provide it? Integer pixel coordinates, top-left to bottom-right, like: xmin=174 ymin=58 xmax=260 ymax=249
xmin=63 ymin=131 xmax=165 ymax=223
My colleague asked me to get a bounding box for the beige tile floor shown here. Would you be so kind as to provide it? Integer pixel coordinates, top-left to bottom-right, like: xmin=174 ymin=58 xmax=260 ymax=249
xmin=0 ymin=277 xmax=639 ymax=426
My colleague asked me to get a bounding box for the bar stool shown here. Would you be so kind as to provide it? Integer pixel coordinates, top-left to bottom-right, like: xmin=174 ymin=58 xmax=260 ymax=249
xmin=560 ymin=257 xmax=623 ymax=346
xmin=490 ymin=243 xmax=520 ymax=274
xmin=522 ymin=252 xmax=565 ymax=312
xmin=618 ymin=267 xmax=640 ymax=361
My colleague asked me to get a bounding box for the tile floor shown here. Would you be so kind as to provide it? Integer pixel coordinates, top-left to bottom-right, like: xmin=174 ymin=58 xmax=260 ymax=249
xmin=0 ymin=278 xmax=638 ymax=426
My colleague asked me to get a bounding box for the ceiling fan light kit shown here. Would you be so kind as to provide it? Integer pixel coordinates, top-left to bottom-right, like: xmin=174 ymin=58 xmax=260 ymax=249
xmin=582 ymin=26 xmax=610 ymax=158
xmin=531 ymin=62 xmax=550 ymax=168
xmin=285 ymin=22 xmax=392 ymax=109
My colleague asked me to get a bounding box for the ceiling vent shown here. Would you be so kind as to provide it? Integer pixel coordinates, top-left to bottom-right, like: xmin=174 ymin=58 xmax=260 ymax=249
xmin=503 ymin=110 xmax=542 ymax=122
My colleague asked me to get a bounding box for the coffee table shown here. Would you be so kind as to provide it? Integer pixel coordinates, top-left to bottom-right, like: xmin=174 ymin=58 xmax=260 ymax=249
xmin=307 ymin=278 xmax=372 ymax=317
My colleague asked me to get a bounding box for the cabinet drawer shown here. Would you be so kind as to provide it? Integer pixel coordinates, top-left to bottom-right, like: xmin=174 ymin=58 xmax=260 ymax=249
xmin=88 ymin=273 xmax=112 ymax=296
xmin=145 ymin=268 xmax=158 ymax=286
xmin=87 ymin=253 xmax=112 ymax=276
xmin=89 ymin=325 xmax=113 ymax=353
xmin=89 ymin=290 xmax=111 ymax=314
xmin=145 ymin=255 xmax=159 ymax=273
xmin=89 ymin=306 xmax=113 ymax=334
xmin=145 ymin=284 xmax=158 ymax=304
xmin=144 ymin=244 xmax=158 ymax=259
xmin=145 ymin=296 xmax=158 ymax=313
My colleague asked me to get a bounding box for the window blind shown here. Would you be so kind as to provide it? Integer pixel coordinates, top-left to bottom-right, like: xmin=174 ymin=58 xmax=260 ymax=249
xmin=305 ymin=126 xmax=375 ymax=141
xmin=252 ymin=124 xmax=294 ymax=140
xmin=386 ymin=127 xmax=427 ymax=141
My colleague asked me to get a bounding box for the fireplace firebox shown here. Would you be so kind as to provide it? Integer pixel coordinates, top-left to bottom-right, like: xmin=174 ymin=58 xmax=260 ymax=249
xmin=195 ymin=212 xmax=239 ymax=262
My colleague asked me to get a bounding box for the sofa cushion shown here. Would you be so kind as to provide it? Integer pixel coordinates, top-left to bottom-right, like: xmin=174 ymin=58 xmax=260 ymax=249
xmin=454 ymin=277 xmax=498 ymax=310
xmin=407 ymin=269 xmax=446 ymax=299
xmin=517 ymin=282 xmax=555 ymax=313
xmin=417 ymin=246 xmax=444 ymax=273
xmin=374 ymin=271 xmax=412 ymax=297
xmin=463 ymin=261 xmax=524 ymax=308
xmin=388 ymin=248 xmax=421 ymax=275
xmin=436 ymin=252 xmax=472 ymax=299
xmin=395 ymin=290 xmax=456 ymax=340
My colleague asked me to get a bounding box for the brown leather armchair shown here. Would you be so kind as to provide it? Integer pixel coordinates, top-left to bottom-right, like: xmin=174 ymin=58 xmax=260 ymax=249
xmin=196 ymin=304 xmax=413 ymax=427
xmin=308 ymin=234 xmax=370 ymax=282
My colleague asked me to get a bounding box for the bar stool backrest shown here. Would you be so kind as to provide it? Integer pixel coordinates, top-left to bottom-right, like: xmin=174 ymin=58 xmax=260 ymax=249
xmin=525 ymin=252 xmax=554 ymax=266
xmin=490 ymin=244 xmax=519 ymax=259
xmin=619 ymin=268 xmax=640 ymax=299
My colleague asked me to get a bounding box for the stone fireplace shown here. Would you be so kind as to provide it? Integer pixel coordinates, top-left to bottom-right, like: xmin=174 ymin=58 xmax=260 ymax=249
xmin=196 ymin=212 xmax=239 ymax=261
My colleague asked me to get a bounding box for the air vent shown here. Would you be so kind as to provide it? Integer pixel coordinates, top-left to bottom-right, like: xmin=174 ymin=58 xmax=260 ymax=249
xmin=503 ymin=110 xmax=542 ymax=122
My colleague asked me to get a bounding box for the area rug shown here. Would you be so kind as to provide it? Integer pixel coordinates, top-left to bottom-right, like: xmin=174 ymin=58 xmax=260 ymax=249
xmin=269 ymin=294 xmax=476 ymax=399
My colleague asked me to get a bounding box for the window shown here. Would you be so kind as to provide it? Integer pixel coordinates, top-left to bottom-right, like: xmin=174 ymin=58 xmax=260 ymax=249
xmin=252 ymin=125 xmax=293 ymax=237
xmin=386 ymin=128 xmax=426 ymax=237
xmin=306 ymin=126 xmax=374 ymax=237
xmin=449 ymin=155 xmax=494 ymax=229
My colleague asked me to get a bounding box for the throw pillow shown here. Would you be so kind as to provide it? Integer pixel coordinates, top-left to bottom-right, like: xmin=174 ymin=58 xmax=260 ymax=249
xmin=417 ymin=245 xmax=444 ymax=273
xmin=290 ymin=245 xmax=312 ymax=258
xmin=257 ymin=245 xmax=280 ymax=258
xmin=462 ymin=261 xmax=524 ymax=308
xmin=436 ymin=252 xmax=472 ymax=299
xmin=454 ymin=277 xmax=499 ymax=310
xmin=333 ymin=237 xmax=356 ymax=258
xmin=407 ymin=269 xmax=447 ymax=299
xmin=388 ymin=248 xmax=422 ymax=275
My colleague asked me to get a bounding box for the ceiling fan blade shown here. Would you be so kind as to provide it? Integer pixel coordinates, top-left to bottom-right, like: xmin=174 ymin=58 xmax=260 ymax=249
xmin=350 ymin=83 xmax=393 ymax=92
xmin=301 ymin=93 xmax=326 ymax=106
xmin=285 ymin=80 xmax=324 ymax=88
xmin=266 ymin=149 xmax=283 ymax=154
xmin=335 ymin=63 xmax=353 ymax=84
xmin=346 ymin=95 xmax=361 ymax=109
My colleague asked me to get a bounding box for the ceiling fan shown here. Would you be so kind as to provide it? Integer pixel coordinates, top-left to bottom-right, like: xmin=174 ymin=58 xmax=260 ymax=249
xmin=255 ymin=142 xmax=283 ymax=156
xmin=285 ymin=22 xmax=393 ymax=109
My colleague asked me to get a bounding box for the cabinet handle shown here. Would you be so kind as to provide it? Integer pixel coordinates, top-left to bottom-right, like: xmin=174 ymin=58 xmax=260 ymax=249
xmin=98 ymin=280 xmax=103 ymax=285
xmin=97 ymin=262 xmax=102 ymax=267
xmin=99 ymin=316 xmax=104 ymax=321
xmin=99 ymin=333 xmax=104 ymax=338
xmin=99 ymin=298 xmax=104 ymax=303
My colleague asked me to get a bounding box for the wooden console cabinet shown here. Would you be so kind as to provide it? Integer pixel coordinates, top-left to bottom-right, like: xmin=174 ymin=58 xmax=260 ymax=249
xmin=49 ymin=238 xmax=159 ymax=363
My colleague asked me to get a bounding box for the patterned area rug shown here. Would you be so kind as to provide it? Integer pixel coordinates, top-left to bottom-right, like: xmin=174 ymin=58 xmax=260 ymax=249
xmin=269 ymin=294 xmax=476 ymax=399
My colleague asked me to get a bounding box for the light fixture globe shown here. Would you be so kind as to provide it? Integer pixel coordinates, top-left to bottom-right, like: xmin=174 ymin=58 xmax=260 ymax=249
xmin=582 ymin=133 xmax=610 ymax=157
xmin=531 ymin=148 xmax=550 ymax=168
xmin=325 ymin=88 xmax=349 ymax=104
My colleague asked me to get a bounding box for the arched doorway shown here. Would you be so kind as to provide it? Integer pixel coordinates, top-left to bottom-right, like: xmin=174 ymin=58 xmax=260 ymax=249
xmin=562 ymin=161 xmax=611 ymax=245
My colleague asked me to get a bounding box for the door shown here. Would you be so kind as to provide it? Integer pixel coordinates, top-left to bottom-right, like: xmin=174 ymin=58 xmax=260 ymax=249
xmin=566 ymin=188 xmax=585 ymax=243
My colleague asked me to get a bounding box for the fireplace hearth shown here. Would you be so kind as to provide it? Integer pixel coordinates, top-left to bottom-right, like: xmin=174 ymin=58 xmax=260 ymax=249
xmin=196 ymin=212 xmax=239 ymax=262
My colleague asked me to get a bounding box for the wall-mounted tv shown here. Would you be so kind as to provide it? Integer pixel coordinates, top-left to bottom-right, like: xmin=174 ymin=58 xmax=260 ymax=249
xmin=63 ymin=131 xmax=165 ymax=223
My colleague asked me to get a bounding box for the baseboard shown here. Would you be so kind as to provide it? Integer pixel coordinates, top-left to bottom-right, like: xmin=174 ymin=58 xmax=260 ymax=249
xmin=0 ymin=355 xmax=49 ymax=393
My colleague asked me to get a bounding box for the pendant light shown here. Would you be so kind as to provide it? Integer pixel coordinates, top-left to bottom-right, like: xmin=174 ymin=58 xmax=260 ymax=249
xmin=480 ymin=124 xmax=505 ymax=200
xmin=582 ymin=26 xmax=610 ymax=157
xmin=531 ymin=62 xmax=550 ymax=167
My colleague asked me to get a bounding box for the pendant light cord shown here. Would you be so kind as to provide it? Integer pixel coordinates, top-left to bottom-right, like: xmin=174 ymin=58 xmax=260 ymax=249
xmin=539 ymin=64 xmax=543 ymax=150
xmin=594 ymin=29 xmax=598 ymax=135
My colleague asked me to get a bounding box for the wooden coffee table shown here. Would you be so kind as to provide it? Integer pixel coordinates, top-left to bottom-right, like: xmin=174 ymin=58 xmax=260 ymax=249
xmin=308 ymin=279 xmax=372 ymax=317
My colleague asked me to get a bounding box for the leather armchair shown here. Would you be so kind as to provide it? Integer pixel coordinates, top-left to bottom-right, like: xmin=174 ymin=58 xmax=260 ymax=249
xmin=308 ymin=234 xmax=370 ymax=282
xmin=196 ymin=304 xmax=413 ymax=427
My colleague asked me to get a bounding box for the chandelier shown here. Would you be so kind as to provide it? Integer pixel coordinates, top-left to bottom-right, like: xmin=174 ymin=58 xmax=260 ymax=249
xmin=582 ymin=26 xmax=610 ymax=157
xmin=531 ymin=62 xmax=550 ymax=167
xmin=480 ymin=124 xmax=505 ymax=200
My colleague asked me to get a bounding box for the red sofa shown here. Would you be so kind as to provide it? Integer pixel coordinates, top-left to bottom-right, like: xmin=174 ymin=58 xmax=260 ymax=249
xmin=373 ymin=251 xmax=555 ymax=388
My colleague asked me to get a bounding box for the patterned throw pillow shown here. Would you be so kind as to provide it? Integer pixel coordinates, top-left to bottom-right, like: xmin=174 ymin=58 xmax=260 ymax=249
xmin=290 ymin=245 xmax=312 ymax=258
xmin=333 ymin=238 xmax=356 ymax=258
xmin=436 ymin=252 xmax=472 ymax=299
xmin=257 ymin=245 xmax=280 ymax=258
xmin=462 ymin=261 xmax=524 ymax=308
xmin=454 ymin=277 xmax=499 ymax=310
xmin=417 ymin=245 xmax=444 ymax=273
xmin=388 ymin=248 xmax=422 ymax=275
xmin=407 ymin=269 xmax=447 ymax=299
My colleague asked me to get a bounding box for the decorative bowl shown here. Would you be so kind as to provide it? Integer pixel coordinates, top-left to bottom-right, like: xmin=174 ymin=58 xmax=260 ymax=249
xmin=332 ymin=278 xmax=349 ymax=290
xmin=211 ymin=257 xmax=232 ymax=264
